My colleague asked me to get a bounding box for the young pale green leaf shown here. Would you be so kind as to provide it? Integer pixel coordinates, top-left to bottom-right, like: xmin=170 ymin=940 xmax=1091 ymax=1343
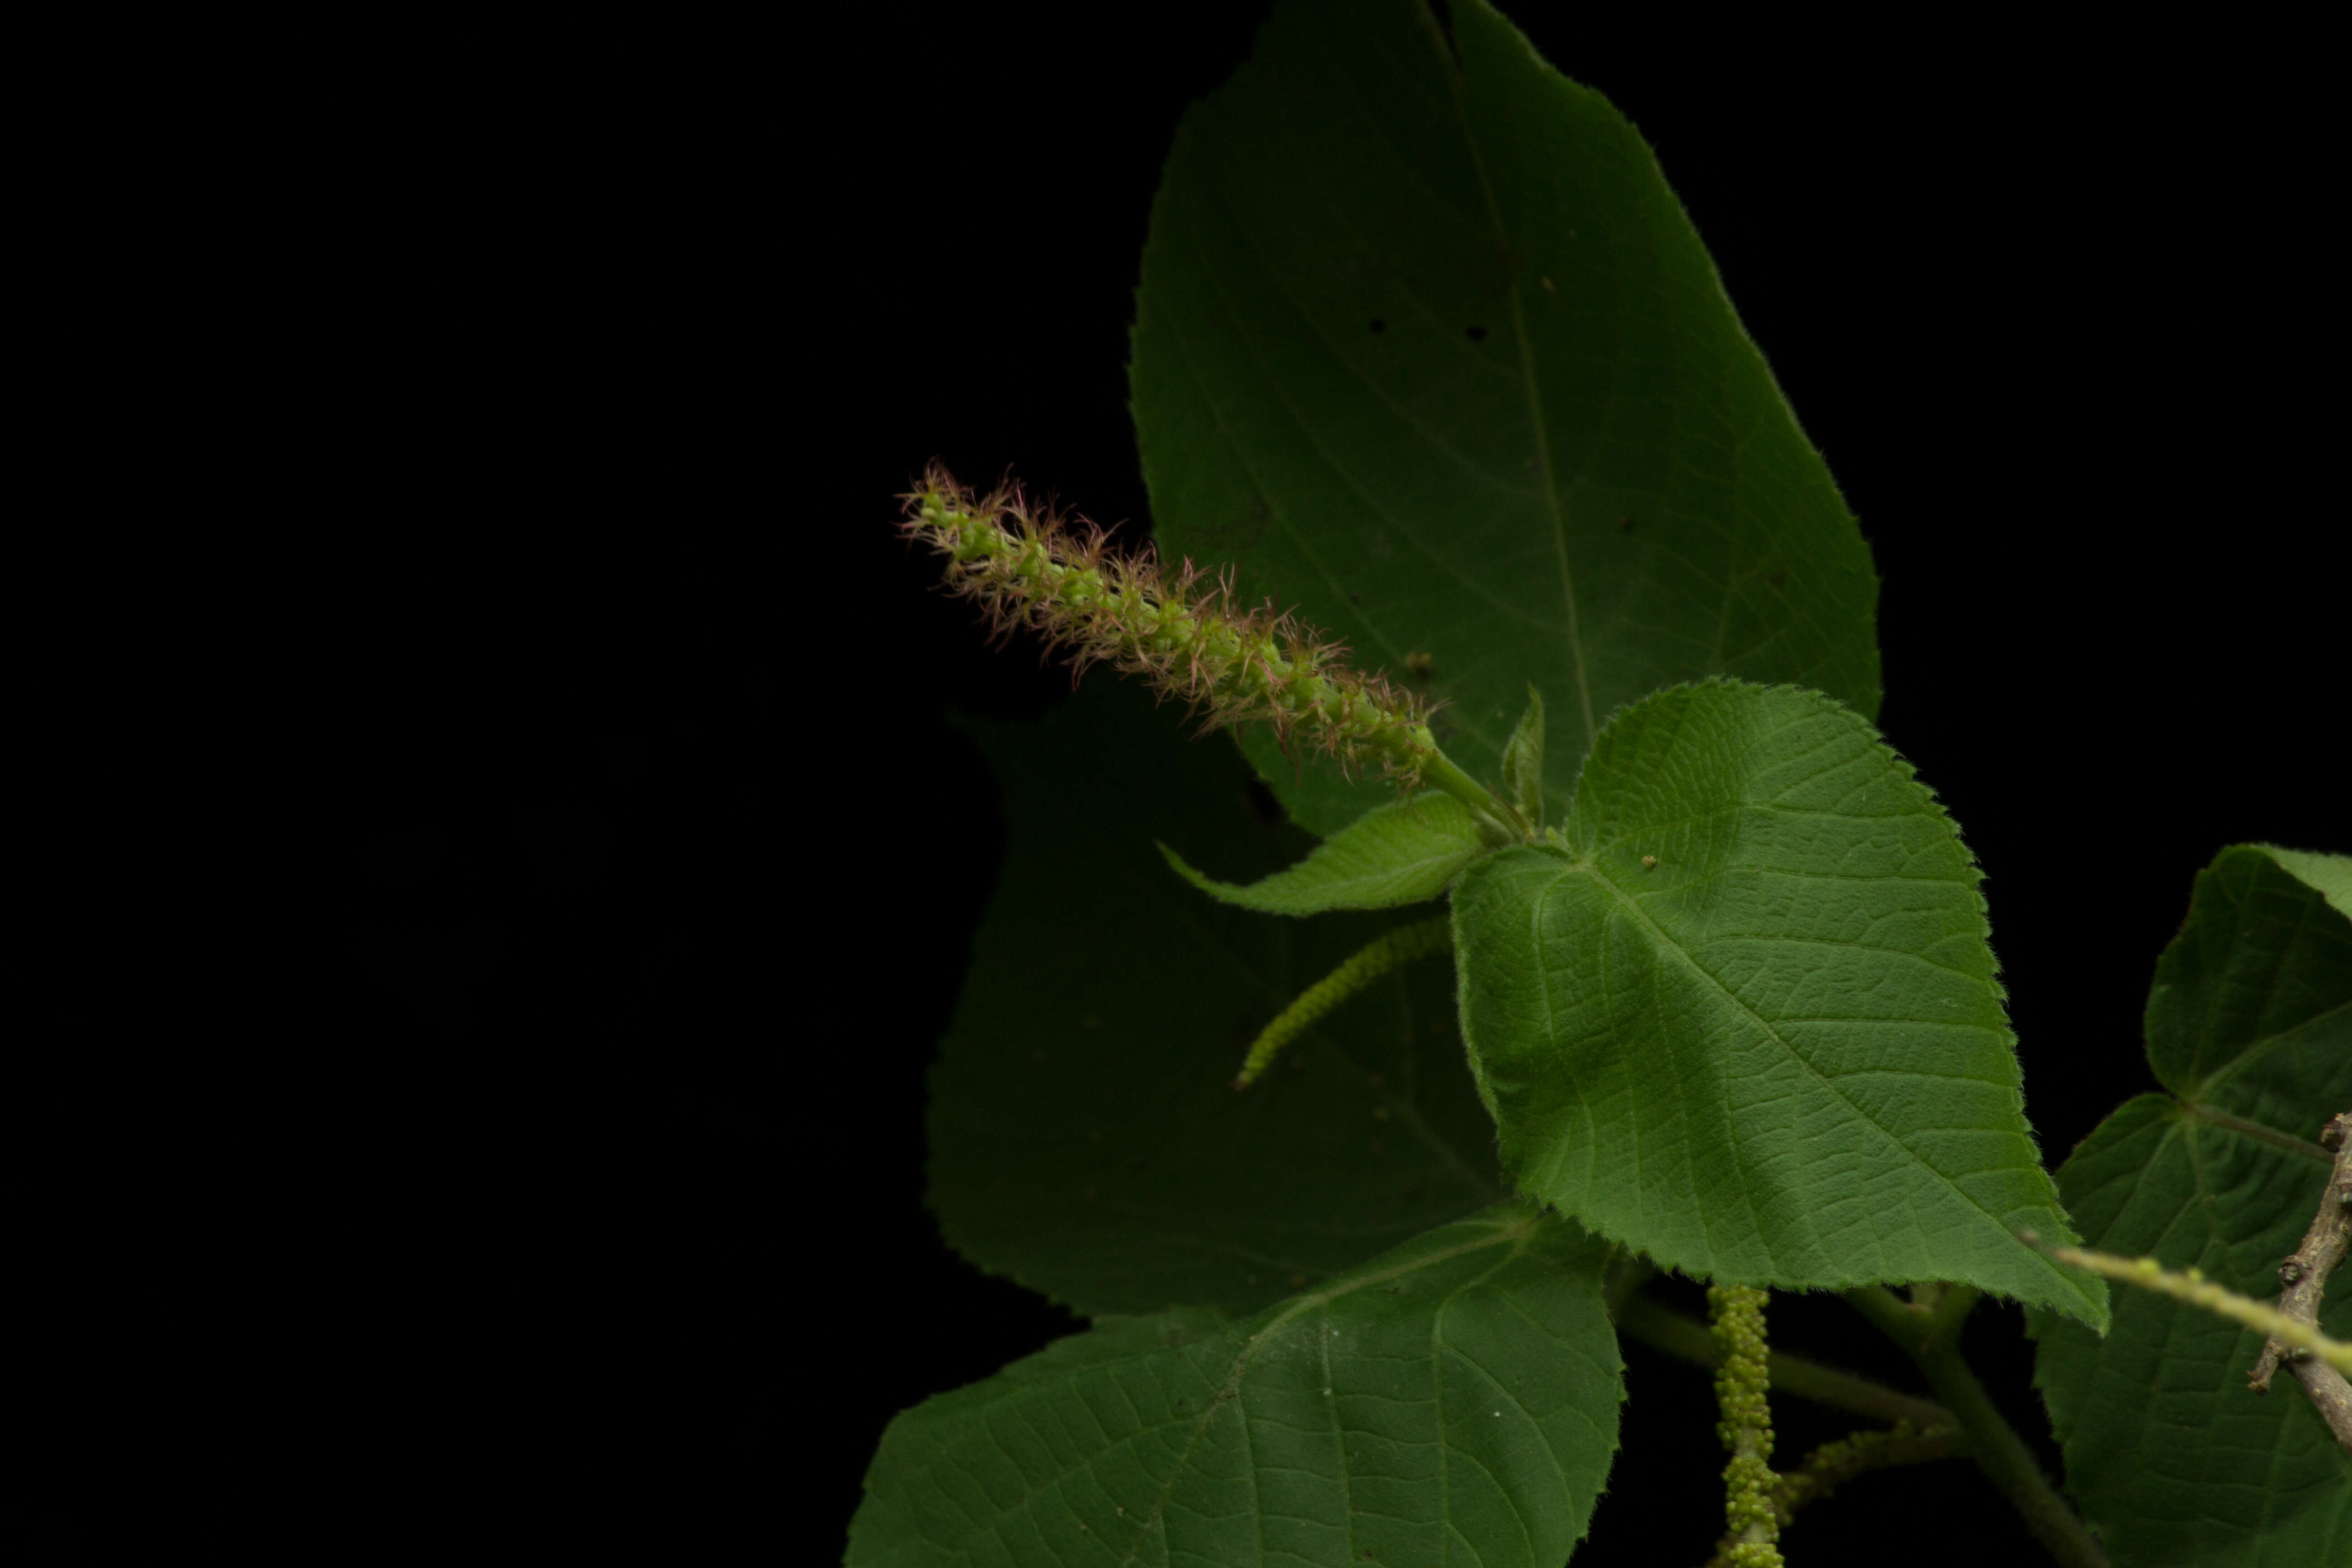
xmin=1131 ymin=0 xmax=1880 ymax=836
xmin=2034 ymin=845 xmax=2352 ymax=1568
xmin=1501 ymin=686 xmax=1545 ymax=831
xmin=934 ymin=680 xmax=1505 ymax=1319
xmin=847 ymin=1205 xmax=1624 ymax=1568
xmin=1161 ymin=789 xmax=1484 ymax=914
xmin=1451 ymin=679 xmax=2105 ymax=1323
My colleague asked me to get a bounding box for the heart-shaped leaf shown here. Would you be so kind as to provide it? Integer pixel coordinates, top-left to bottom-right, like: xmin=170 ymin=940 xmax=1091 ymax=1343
xmin=932 ymin=679 xmax=1505 ymax=1318
xmin=1451 ymin=679 xmax=2103 ymax=1322
xmin=2033 ymin=844 xmax=2352 ymax=1567
xmin=848 ymin=1205 xmax=1624 ymax=1568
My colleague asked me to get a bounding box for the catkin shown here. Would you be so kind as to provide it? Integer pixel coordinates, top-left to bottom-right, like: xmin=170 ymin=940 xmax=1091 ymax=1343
xmin=903 ymin=465 xmax=1440 ymax=786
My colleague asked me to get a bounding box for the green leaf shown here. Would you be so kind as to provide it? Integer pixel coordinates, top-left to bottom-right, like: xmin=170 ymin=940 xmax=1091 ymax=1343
xmin=2034 ymin=845 xmax=2352 ymax=1567
xmin=847 ymin=1205 xmax=1625 ymax=1568
xmin=1450 ymin=679 xmax=2104 ymax=1323
xmin=1501 ymin=686 xmax=1545 ymax=831
xmin=933 ymin=679 xmax=1505 ymax=1318
xmin=2143 ymin=844 xmax=2352 ymax=1135
xmin=1131 ymin=0 xmax=1880 ymax=836
xmin=2264 ymin=844 xmax=2352 ymax=921
xmin=1161 ymin=789 xmax=1484 ymax=914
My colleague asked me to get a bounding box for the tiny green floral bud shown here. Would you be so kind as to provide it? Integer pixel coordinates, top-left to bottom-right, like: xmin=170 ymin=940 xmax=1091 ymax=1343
xmin=1709 ymin=1284 xmax=1784 ymax=1568
xmin=1232 ymin=916 xmax=1451 ymax=1088
xmin=901 ymin=465 xmax=1443 ymax=788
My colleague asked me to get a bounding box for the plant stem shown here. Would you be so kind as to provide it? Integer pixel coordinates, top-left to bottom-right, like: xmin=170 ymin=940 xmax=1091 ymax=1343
xmin=2248 ymin=1109 xmax=2352 ymax=1452
xmin=1924 ymin=1284 xmax=1980 ymax=1351
xmin=1844 ymin=1286 xmax=2107 ymax=1568
xmin=1603 ymin=1254 xmax=1657 ymax=1318
xmin=1414 ymin=740 xmax=1521 ymax=841
xmin=1614 ymin=1293 xmax=1954 ymax=1430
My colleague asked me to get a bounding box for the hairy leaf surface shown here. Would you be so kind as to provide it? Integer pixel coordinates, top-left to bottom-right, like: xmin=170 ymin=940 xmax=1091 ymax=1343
xmin=1161 ymin=789 xmax=1484 ymax=914
xmin=1132 ymin=0 xmax=1880 ymax=836
xmin=1451 ymin=680 xmax=2102 ymax=1321
xmin=933 ymin=681 xmax=1503 ymax=1318
xmin=2034 ymin=845 xmax=2352 ymax=1567
xmin=848 ymin=1206 xmax=1623 ymax=1568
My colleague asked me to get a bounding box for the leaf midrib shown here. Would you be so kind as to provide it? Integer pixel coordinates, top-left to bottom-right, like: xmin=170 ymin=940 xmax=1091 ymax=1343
xmin=923 ymin=1219 xmax=1534 ymax=1565
xmin=2185 ymin=996 xmax=2352 ymax=1106
xmin=1550 ymin=849 xmax=2087 ymax=1305
xmin=1115 ymin=1211 xmax=1542 ymax=1567
xmin=2175 ymin=1098 xmax=2332 ymax=1164
xmin=1156 ymin=197 xmax=1518 ymax=771
xmin=1423 ymin=4 xmax=1598 ymax=750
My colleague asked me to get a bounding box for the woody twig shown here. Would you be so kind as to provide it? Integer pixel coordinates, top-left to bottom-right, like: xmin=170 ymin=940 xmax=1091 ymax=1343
xmin=2247 ymin=1110 xmax=2352 ymax=1453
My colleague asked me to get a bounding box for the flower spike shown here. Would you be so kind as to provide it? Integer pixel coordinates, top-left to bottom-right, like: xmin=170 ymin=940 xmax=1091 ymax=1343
xmin=902 ymin=464 xmax=1451 ymax=791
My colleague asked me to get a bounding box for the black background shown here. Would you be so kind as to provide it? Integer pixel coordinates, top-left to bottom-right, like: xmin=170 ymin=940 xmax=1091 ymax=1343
xmin=12 ymin=4 xmax=2338 ymax=1563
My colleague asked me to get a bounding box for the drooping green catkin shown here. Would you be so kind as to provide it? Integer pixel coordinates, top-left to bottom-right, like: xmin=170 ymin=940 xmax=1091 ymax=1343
xmin=1232 ymin=917 xmax=1452 ymax=1088
xmin=1710 ymin=1284 xmax=1784 ymax=1568
xmin=1708 ymin=1421 xmax=1967 ymax=1566
xmin=902 ymin=464 xmax=1442 ymax=787
xmin=2019 ymin=1232 xmax=2352 ymax=1373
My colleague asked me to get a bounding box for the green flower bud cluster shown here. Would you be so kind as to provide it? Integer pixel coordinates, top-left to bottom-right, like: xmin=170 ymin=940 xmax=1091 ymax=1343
xmin=902 ymin=465 xmax=1442 ymax=786
xmin=1774 ymin=1421 xmax=1921 ymax=1520
xmin=1708 ymin=1283 xmax=1784 ymax=1568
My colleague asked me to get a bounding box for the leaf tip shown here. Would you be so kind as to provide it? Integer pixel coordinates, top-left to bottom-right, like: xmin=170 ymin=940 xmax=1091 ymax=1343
xmin=1157 ymin=839 xmax=1219 ymax=894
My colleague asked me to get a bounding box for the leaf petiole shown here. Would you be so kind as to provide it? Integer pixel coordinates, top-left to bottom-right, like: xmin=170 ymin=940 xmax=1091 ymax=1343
xmin=1612 ymin=1291 xmax=1952 ymax=1430
xmin=1414 ymin=741 xmax=1525 ymax=843
xmin=1845 ymin=1286 xmax=2107 ymax=1568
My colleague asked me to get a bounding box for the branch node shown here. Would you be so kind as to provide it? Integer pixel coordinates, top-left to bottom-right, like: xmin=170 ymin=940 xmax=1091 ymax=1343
xmin=2244 ymin=1109 xmax=2352 ymax=1456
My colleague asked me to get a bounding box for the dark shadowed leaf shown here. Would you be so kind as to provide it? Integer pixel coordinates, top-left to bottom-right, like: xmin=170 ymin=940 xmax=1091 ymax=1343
xmin=2034 ymin=844 xmax=2352 ymax=1567
xmin=931 ymin=680 xmax=1504 ymax=1318
xmin=848 ymin=1206 xmax=1623 ymax=1568
xmin=1132 ymin=0 xmax=1880 ymax=835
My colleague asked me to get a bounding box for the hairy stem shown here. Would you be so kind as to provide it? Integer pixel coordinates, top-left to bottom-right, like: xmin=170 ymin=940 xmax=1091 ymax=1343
xmin=1615 ymin=1292 xmax=1955 ymax=1430
xmin=1845 ymin=1286 xmax=2107 ymax=1568
xmin=1923 ymin=1283 xmax=1980 ymax=1351
xmin=2248 ymin=1110 xmax=2352 ymax=1452
xmin=1418 ymin=747 xmax=1524 ymax=842
xmin=2024 ymin=1237 xmax=2352 ymax=1375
